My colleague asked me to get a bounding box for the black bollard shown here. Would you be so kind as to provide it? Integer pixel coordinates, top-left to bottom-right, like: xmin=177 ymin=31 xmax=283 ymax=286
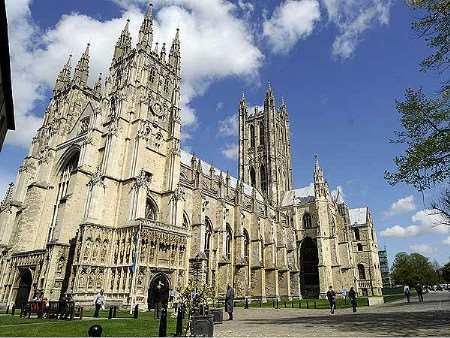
xmin=245 ymin=297 xmax=249 ymax=309
xmin=133 ymin=304 xmax=138 ymax=319
xmin=158 ymin=306 xmax=167 ymax=337
xmin=272 ymin=299 xmax=275 ymax=308
xmin=314 ymin=301 xmax=317 ymax=309
xmin=306 ymin=301 xmax=309 ymax=309
xmin=276 ymin=299 xmax=279 ymax=309
xmin=175 ymin=306 xmax=183 ymax=337
xmin=108 ymin=307 xmax=113 ymax=320
xmin=299 ymin=300 xmax=301 ymax=308
xmin=259 ymin=298 xmax=262 ymax=308
xmin=284 ymin=300 xmax=287 ymax=308
xmin=113 ymin=306 xmax=117 ymax=318
xmin=291 ymin=299 xmax=294 ymax=308
xmin=11 ymin=305 xmax=15 ymax=316
xmin=6 ymin=305 xmax=9 ymax=314
xmin=88 ymin=324 xmax=103 ymax=337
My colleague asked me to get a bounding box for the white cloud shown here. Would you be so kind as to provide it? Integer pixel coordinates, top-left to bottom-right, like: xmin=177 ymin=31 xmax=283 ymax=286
xmin=443 ymin=236 xmax=450 ymax=246
xmin=263 ymin=0 xmax=321 ymax=54
xmin=5 ymin=0 xmax=263 ymax=147
xmin=218 ymin=114 xmax=238 ymax=137
xmin=409 ymin=244 xmax=436 ymax=256
xmin=381 ymin=209 xmax=450 ymax=238
xmin=221 ymin=143 xmax=239 ymax=160
xmin=322 ymin=0 xmax=391 ymax=59
xmin=384 ymin=195 xmax=416 ymax=217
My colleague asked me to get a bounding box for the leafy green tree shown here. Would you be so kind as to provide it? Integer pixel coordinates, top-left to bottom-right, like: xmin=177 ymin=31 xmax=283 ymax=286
xmin=391 ymin=252 xmax=439 ymax=285
xmin=442 ymin=262 xmax=450 ymax=284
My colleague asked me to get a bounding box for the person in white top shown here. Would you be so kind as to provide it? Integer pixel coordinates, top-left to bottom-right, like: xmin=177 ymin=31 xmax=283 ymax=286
xmin=404 ymin=285 xmax=411 ymax=303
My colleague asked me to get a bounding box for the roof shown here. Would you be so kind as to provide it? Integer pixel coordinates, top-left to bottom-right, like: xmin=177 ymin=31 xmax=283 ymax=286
xmin=349 ymin=207 xmax=368 ymax=226
xmin=281 ymin=184 xmax=315 ymax=207
xmin=180 ymin=149 xmax=263 ymax=202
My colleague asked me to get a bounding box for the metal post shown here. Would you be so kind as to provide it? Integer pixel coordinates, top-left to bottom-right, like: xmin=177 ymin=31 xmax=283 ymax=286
xmin=113 ymin=306 xmax=117 ymax=318
xmin=314 ymin=301 xmax=316 ymax=309
xmin=133 ymin=304 xmax=139 ymax=319
xmin=245 ymin=297 xmax=249 ymax=309
xmin=108 ymin=307 xmax=113 ymax=320
xmin=176 ymin=305 xmax=184 ymax=337
xmin=6 ymin=305 xmax=9 ymax=314
xmin=11 ymin=305 xmax=15 ymax=316
xmin=158 ymin=306 xmax=167 ymax=337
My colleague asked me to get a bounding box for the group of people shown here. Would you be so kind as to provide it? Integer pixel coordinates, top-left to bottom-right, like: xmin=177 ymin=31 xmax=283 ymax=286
xmin=403 ymin=284 xmax=424 ymax=303
xmin=326 ymin=286 xmax=358 ymax=315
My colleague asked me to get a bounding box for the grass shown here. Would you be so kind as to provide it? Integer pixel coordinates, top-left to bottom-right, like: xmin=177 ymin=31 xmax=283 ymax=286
xmin=0 ymin=310 xmax=178 ymax=337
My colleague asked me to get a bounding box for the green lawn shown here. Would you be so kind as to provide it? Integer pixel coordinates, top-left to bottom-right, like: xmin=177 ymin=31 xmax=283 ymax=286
xmin=0 ymin=310 xmax=178 ymax=337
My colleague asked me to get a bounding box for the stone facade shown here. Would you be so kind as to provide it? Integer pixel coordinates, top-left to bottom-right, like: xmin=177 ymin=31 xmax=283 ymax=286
xmin=0 ymin=3 xmax=382 ymax=308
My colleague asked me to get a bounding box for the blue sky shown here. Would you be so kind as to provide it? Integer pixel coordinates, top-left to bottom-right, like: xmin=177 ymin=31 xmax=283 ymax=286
xmin=1 ymin=0 xmax=449 ymax=266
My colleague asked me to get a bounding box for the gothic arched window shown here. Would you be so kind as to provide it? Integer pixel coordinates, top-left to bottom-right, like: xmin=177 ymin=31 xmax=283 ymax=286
xmin=250 ymin=167 xmax=256 ymax=188
xmin=354 ymin=228 xmax=360 ymax=241
xmin=259 ymin=122 xmax=265 ymax=146
xmin=260 ymin=166 xmax=267 ymax=194
xmin=164 ymin=78 xmax=170 ymax=93
xmin=357 ymin=243 xmax=363 ymax=251
xmin=358 ymin=264 xmax=366 ymax=280
xmin=250 ymin=125 xmax=255 ymax=148
xmin=226 ymin=223 xmax=233 ymax=259
xmin=183 ymin=212 xmax=189 ymax=228
xmin=303 ymin=213 xmax=312 ymax=228
xmin=243 ymin=229 xmax=250 ymax=261
xmin=149 ymin=67 xmax=157 ymax=83
xmin=145 ymin=197 xmax=158 ymax=220
xmin=204 ymin=218 xmax=213 ymax=283
xmin=49 ymin=150 xmax=80 ymax=242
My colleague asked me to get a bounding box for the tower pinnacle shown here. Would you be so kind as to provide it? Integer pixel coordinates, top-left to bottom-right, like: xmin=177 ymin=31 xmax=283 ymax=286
xmin=54 ymin=54 xmax=72 ymax=92
xmin=138 ymin=1 xmax=153 ymax=51
xmin=113 ymin=20 xmax=132 ymax=63
xmin=73 ymin=43 xmax=90 ymax=87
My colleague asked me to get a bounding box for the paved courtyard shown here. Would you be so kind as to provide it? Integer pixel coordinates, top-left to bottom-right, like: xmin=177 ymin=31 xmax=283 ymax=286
xmin=215 ymin=292 xmax=450 ymax=337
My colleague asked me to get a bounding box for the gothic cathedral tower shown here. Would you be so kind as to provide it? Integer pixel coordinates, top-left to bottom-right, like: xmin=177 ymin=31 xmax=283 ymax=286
xmin=238 ymin=85 xmax=293 ymax=206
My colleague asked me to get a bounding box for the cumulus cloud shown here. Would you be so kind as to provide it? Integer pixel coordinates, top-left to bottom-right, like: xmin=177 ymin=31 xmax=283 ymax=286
xmin=384 ymin=195 xmax=416 ymax=217
xmin=381 ymin=209 xmax=449 ymax=238
xmin=263 ymin=0 xmax=321 ymax=54
xmin=218 ymin=114 xmax=239 ymax=137
xmin=4 ymin=0 xmax=263 ymax=147
xmin=221 ymin=143 xmax=239 ymax=160
xmin=443 ymin=236 xmax=450 ymax=246
xmin=322 ymin=0 xmax=391 ymax=59
xmin=409 ymin=244 xmax=435 ymax=256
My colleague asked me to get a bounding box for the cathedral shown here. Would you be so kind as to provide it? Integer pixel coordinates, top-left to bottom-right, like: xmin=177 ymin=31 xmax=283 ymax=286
xmin=0 ymin=3 xmax=382 ymax=309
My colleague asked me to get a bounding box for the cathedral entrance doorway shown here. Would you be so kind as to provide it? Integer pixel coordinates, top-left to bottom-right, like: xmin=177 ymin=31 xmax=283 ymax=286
xmin=147 ymin=273 xmax=170 ymax=309
xmin=299 ymin=237 xmax=320 ymax=298
xmin=14 ymin=269 xmax=32 ymax=307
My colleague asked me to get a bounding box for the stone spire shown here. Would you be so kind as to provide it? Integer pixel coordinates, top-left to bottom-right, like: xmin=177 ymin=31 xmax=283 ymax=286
xmin=169 ymin=28 xmax=181 ymax=70
xmin=314 ymin=155 xmax=329 ymax=199
xmin=73 ymin=44 xmax=90 ymax=87
xmin=138 ymin=1 xmax=153 ymax=51
xmin=264 ymin=82 xmax=275 ymax=112
xmin=54 ymin=54 xmax=72 ymax=92
xmin=93 ymin=73 xmax=103 ymax=97
xmin=160 ymin=42 xmax=166 ymax=61
xmin=239 ymin=91 xmax=247 ymax=115
xmin=113 ymin=20 xmax=132 ymax=63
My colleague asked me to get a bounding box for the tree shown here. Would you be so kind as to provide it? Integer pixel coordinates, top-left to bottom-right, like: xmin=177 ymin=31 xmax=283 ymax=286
xmin=386 ymin=0 xmax=450 ymax=221
xmin=391 ymin=252 xmax=439 ymax=285
xmin=442 ymin=262 xmax=450 ymax=284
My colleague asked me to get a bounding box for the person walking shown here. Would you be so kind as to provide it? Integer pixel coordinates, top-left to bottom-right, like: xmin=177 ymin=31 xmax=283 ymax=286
xmin=404 ymin=285 xmax=411 ymax=303
xmin=326 ymin=286 xmax=336 ymax=314
xmin=348 ymin=287 xmax=357 ymax=313
xmin=93 ymin=289 xmax=105 ymax=318
xmin=415 ymin=284 xmax=424 ymax=303
xmin=225 ymin=284 xmax=234 ymax=320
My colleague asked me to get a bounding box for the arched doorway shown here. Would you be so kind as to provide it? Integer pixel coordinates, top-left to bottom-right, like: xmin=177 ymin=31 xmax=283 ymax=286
xmin=15 ymin=269 xmax=33 ymax=307
xmin=299 ymin=237 xmax=320 ymax=298
xmin=147 ymin=273 xmax=170 ymax=309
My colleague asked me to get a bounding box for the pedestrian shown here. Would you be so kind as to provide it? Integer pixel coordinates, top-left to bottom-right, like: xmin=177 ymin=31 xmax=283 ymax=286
xmin=225 ymin=284 xmax=234 ymax=320
xmin=415 ymin=283 xmax=424 ymax=303
xmin=404 ymin=285 xmax=411 ymax=303
xmin=326 ymin=286 xmax=336 ymax=314
xmin=348 ymin=287 xmax=357 ymax=313
xmin=93 ymin=289 xmax=105 ymax=318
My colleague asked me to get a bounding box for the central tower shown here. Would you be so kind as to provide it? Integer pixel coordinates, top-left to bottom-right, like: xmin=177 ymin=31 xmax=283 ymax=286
xmin=238 ymin=85 xmax=293 ymax=206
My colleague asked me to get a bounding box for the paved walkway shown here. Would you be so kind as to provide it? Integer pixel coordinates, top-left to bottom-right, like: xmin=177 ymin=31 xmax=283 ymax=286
xmin=215 ymin=292 xmax=450 ymax=336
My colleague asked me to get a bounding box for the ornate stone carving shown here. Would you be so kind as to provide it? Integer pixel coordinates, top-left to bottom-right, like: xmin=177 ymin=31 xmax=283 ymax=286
xmin=133 ymin=169 xmax=152 ymax=192
xmin=88 ymin=166 xmax=105 ymax=188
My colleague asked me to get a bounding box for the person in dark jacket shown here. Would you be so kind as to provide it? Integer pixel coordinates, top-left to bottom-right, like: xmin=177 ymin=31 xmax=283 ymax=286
xmin=225 ymin=285 xmax=234 ymax=320
xmin=326 ymin=286 xmax=336 ymax=314
xmin=348 ymin=287 xmax=357 ymax=312
xmin=416 ymin=284 xmax=424 ymax=303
